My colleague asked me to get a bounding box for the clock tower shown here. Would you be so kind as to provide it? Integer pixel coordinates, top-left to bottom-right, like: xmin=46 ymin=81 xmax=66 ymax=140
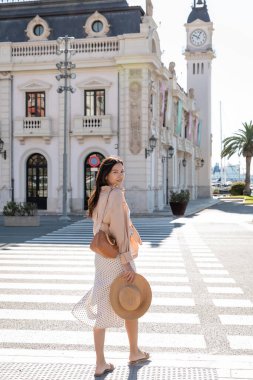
xmin=184 ymin=0 xmax=215 ymax=197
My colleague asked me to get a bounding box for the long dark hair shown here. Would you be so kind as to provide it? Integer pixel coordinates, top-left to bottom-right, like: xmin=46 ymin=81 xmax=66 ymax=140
xmin=88 ymin=156 xmax=124 ymax=217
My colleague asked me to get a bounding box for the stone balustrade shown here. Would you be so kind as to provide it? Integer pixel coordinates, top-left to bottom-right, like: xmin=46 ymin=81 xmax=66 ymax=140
xmin=195 ymin=146 xmax=202 ymax=159
xmin=14 ymin=117 xmax=53 ymax=142
xmin=0 ymin=34 xmax=150 ymax=65
xmin=0 ymin=37 xmax=120 ymax=65
xmin=177 ymin=136 xmax=194 ymax=153
xmin=73 ymin=115 xmax=115 ymax=142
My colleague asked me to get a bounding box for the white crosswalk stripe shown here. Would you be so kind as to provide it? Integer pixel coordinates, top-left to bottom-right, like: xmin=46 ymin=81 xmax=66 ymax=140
xmin=0 ymin=330 xmax=206 ymax=349
xmin=0 ymin=217 xmax=252 ymax=363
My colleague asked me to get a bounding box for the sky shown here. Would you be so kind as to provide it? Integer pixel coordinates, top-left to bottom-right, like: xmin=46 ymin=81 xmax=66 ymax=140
xmin=128 ymin=0 xmax=253 ymax=169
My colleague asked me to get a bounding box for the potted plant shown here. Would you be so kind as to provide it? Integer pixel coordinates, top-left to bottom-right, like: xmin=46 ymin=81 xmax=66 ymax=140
xmin=3 ymin=201 xmax=40 ymax=226
xmin=169 ymin=189 xmax=190 ymax=216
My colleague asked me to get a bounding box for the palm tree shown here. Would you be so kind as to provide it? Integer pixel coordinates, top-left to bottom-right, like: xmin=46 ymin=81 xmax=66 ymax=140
xmin=221 ymin=121 xmax=253 ymax=195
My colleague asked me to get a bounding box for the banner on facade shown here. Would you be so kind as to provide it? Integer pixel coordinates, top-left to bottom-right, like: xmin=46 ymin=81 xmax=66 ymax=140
xmin=188 ymin=112 xmax=193 ymax=139
xmin=160 ymin=82 xmax=166 ymax=115
xmin=176 ymin=99 xmax=183 ymax=135
xmin=197 ymin=120 xmax=202 ymax=146
xmin=194 ymin=117 xmax=199 ymax=144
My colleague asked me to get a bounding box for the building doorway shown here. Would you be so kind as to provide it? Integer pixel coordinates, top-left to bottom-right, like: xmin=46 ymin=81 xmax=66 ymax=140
xmin=26 ymin=153 xmax=47 ymax=210
xmin=84 ymin=152 xmax=105 ymax=209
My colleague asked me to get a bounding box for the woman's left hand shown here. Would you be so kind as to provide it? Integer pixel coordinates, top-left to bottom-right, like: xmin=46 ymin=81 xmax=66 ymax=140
xmin=122 ymin=262 xmax=136 ymax=283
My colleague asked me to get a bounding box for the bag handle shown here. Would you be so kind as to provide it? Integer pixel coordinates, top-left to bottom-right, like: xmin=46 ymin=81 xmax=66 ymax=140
xmin=97 ymin=188 xmax=113 ymax=230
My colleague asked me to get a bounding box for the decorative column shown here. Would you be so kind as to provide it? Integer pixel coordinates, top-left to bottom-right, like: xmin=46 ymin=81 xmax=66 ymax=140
xmin=0 ymin=72 xmax=12 ymax=210
xmin=129 ymin=69 xmax=142 ymax=155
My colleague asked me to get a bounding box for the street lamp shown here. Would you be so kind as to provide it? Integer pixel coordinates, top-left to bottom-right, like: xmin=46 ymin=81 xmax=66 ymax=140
xmin=0 ymin=138 xmax=7 ymax=160
xmin=162 ymin=145 xmax=174 ymax=162
xmin=56 ymin=35 xmax=76 ymax=221
xmin=145 ymin=135 xmax=157 ymax=158
xmin=195 ymin=158 xmax=205 ymax=168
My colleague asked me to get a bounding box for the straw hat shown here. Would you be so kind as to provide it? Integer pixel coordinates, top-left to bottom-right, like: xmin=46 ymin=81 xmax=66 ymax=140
xmin=110 ymin=274 xmax=152 ymax=320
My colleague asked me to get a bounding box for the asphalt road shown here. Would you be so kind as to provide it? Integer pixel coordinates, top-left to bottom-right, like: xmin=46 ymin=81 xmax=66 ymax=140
xmin=0 ymin=215 xmax=84 ymax=245
xmin=0 ymin=200 xmax=253 ymax=380
xmin=188 ymin=201 xmax=253 ymax=297
xmin=169 ymin=200 xmax=253 ymax=355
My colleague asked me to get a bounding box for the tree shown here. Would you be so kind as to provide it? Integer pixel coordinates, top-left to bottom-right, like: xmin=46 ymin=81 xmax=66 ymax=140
xmin=221 ymin=121 xmax=253 ymax=195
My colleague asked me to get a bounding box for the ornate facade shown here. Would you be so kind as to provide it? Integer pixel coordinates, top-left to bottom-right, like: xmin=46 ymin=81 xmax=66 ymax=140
xmin=0 ymin=0 xmax=212 ymax=214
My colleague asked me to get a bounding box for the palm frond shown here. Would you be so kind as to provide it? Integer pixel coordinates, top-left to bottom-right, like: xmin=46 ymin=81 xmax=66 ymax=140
xmin=221 ymin=121 xmax=253 ymax=158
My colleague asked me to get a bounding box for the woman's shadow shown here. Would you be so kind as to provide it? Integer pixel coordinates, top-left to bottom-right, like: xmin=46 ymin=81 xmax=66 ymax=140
xmin=94 ymin=360 xmax=151 ymax=379
xmin=127 ymin=360 xmax=151 ymax=380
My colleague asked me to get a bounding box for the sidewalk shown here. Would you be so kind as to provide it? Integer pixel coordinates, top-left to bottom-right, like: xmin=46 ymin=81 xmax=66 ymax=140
xmin=132 ymin=196 xmax=221 ymax=218
xmin=0 ymin=350 xmax=252 ymax=379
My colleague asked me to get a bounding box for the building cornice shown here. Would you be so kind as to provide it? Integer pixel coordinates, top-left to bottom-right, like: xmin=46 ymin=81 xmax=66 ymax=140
xmin=184 ymin=50 xmax=215 ymax=60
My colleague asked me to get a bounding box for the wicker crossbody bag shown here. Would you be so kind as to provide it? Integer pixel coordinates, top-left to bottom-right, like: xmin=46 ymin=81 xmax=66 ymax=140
xmin=90 ymin=189 xmax=119 ymax=259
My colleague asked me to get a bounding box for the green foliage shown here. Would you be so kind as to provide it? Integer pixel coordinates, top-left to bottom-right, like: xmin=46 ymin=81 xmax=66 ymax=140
xmin=170 ymin=189 xmax=190 ymax=203
xmin=212 ymin=188 xmax=220 ymax=195
xmin=221 ymin=121 xmax=253 ymax=159
xmin=230 ymin=182 xmax=245 ymax=196
xmin=3 ymin=201 xmax=38 ymax=216
xmin=221 ymin=121 xmax=253 ymax=195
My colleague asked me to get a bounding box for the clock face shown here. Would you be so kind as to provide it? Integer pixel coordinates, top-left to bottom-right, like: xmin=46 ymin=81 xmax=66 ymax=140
xmin=190 ymin=29 xmax=207 ymax=46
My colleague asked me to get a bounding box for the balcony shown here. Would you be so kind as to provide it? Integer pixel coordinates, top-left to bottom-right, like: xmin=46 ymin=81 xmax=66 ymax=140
xmin=195 ymin=146 xmax=202 ymax=159
xmin=73 ymin=115 xmax=115 ymax=143
xmin=177 ymin=137 xmax=193 ymax=153
xmin=161 ymin=127 xmax=168 ymax=145
xmin=14 ymin=117 xmax=53 ymax=143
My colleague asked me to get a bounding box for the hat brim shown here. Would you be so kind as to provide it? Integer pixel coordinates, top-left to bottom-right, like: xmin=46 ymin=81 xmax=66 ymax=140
xmin=110 ymin=273 xmax=152 ymax=320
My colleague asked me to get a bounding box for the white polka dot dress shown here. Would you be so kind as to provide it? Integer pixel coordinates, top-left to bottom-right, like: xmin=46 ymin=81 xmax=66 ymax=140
xmin=72 ymin=253 xmax=131 ymax=328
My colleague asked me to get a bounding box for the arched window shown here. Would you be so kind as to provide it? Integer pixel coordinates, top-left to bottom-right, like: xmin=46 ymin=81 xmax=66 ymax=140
xmin=193 ymin=63 xmax=195 ymax=75
xmin=26 ymin=153 xmax=47 ymax=210
xmin=201 ymin=62 xmax=204 ymax=74
xmin=84 ymin=152 xmax=105 ymax=209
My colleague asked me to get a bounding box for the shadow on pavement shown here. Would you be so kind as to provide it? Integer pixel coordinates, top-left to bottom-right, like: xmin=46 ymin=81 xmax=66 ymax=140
xmin=0 ymin=215 xmax=84 ymax=244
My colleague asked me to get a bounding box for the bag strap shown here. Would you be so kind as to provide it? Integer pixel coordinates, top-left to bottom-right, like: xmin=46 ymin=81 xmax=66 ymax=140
xmin=97 ymin=188 xmax=113 ymax=230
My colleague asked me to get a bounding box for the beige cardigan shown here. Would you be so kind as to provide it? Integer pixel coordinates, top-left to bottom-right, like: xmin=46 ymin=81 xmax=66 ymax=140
xmin=92 ymin=185 xmax=142 ymax=265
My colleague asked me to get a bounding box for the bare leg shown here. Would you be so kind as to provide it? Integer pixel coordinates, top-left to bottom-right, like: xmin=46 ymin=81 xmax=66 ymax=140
xmin=125 ymin=319 xmax=149 ymax=362
xmin=93 ymin=328 xmax=113 ymax=374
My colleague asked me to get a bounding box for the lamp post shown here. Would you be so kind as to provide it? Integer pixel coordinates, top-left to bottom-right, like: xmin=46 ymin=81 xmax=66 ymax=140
xmin=162 ymin=145 xmax=174 ymax=204
xmin=56 ymin=36 xmax=76 ymax=221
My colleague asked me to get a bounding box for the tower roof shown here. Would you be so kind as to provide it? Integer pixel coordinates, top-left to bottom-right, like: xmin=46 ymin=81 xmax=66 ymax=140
xmin=187 ymin=0 xmax=210 ymax=23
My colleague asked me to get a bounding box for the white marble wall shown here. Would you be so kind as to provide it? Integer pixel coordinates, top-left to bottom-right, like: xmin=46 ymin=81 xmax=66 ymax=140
xmin=0 ymin=16 xmax=210 ymax=213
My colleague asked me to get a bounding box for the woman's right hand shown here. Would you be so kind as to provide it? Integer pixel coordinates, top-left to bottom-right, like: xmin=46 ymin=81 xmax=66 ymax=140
xmin=122 ymin=262 xmax=136 ymax=283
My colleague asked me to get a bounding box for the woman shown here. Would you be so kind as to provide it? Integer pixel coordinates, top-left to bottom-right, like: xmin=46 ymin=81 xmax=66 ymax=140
xmin=72 ymin=156 xmax=150 ymax=377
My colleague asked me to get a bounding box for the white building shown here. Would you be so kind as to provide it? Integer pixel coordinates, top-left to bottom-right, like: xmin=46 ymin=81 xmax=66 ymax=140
xmin=0 ymin=0 xmax=213 ymax=214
